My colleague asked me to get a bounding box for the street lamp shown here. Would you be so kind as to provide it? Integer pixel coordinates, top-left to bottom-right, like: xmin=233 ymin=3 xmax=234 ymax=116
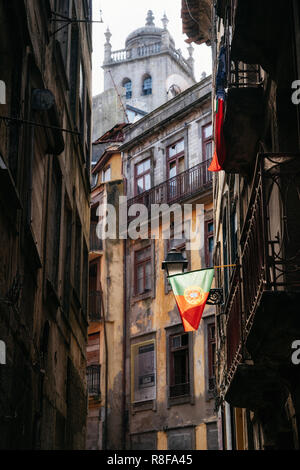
xmin=162 ymin=248 xmax=188 ymax=277
xmin=162 ymin=248 xmax=224 ymax=305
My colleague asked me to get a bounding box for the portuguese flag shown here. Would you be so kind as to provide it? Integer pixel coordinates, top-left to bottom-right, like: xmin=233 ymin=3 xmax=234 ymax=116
xmin=208 ymin=98 xmax=226 ymax=172
xmin=168 ymin=269 xmax=214 ymax=332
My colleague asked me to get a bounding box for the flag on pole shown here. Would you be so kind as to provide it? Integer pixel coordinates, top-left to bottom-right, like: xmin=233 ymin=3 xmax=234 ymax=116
xmin=168 ymin=269 xmax=214 ymax=332
xmin=208 ymin=98 xmax=226 ymax=172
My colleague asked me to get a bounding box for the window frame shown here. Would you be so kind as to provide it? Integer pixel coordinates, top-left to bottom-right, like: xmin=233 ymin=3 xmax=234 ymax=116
xmin=202 ymin=122 xmax=213 ymax=162
xmin=134 ymin=246 xmax=152 ymax=296
xmin=131 ymin=339 xmax=156 ymax=405
xmin=166 ymin=138 xmax=185 ymax=179
xmin=207 ymin=321 xmax=216 ymax=394
xmin=123 ymin=79 xmax=132 ymax=99
xmin=205 ymin=219 xmax=214 ymax=268
xmin=166 ymin=324 xmax=194 ymax=407
xmin=102 ymin=165 xmax=111 ymax=183
xmin=142 ymin=75 xmax=152 ymax=96
xmin=134 ymin=157 xmax=151 ymax=196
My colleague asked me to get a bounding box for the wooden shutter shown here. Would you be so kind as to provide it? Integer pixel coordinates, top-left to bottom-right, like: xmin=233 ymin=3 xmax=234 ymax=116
xmin=132 ymin=341 xmax=156 ymax=402
xmin=87 ymin=333 xmax=100 ymax=365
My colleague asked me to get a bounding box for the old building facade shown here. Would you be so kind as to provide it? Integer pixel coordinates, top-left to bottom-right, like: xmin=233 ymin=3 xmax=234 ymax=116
xmin=86 ymin=125 xmax=127 ymax=450
xmin=0 ymin=0 xmax=92 ymax=449
xmin=92 ymin=10 xmax=196 ymax=140
xmin=120 ymin=77 xmax=217 ymax=450
xmin=88 ymin=75 xmax=219 ymax=450
xmin=182 ymin=0 xmax=300 ymax=450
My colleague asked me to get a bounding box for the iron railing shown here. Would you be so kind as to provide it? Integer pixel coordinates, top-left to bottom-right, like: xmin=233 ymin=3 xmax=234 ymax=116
xmin=169 ymin=382 xmax=190 ymax=398
xmin=225 ymin=266 xmax=242 ymax=373
xmin=87 ymin=364 xmax=101 ymax=396
xmin=127 ymin=159 xmax=212 ymax=211
xmin=90 ymin=222 xmax=103 ymax=252
xmin=223 ymin=153 xmax=300 ymax=382
xmin=222 ymin=1 xmax=262 ymax=89
xmin=89 ymin=290 xmax=102 ymax=322
xmin=241 ymin=153 xmax=300 ymax=331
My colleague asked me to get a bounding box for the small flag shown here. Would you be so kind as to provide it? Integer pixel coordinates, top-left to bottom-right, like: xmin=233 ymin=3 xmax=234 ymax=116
xmin=168 ymin=269 xmax=214 ymax=332
xmin=208 ymin=98 xmax=226 ymax=172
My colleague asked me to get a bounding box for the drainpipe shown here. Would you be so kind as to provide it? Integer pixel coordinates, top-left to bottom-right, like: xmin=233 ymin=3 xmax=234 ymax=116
xmin=225 ymin=401 xmax=233 ymax=450
xmin=100 ymin=287 xmax=108 ymax=450
xmin=122 ymin=238 xmax=127 ymax=450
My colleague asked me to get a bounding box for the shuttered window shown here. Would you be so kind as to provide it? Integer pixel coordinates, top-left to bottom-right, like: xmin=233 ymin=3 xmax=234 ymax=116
xmin=48 ymin=161 xmax=62 ymax=288
xmin=131 ymin=340 xmax=156 ymax=403
xmin=87 ymin=333 xmax=100 ymax=365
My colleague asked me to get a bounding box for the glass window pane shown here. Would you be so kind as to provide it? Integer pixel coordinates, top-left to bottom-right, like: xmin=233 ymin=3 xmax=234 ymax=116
xmin=137 ymin=177 xmax=144 ymax=194
xmin=143 ymin=159 xmax=150 ymax=172
xmin=205 ymin=142 xmax=212 ymax=160
xmin=204 ymin=124 xmax=213 ymax=139
xmin=176 ymin=140 xmax=184 ymax=154
xmin=169 ymin=161 xmax=176 ymax=178
xmin=145 ymin=174 xmax=151 ymax=190
xmin=178 ymin=157 xmax=185 ymax=174
xmin=169 ymin=139 xmax=184 ymax=158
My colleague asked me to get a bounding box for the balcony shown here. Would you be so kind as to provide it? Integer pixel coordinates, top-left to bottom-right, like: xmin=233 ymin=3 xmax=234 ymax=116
xmin=87 ymin=364 xmax=101 ymax=396
xmin=222 ymin=31 xmax=264 ymax=173
xmin=222 ymin=153 xmax=300 ymax=407
xmin=127 ymin=159 xmax=212 ymax=212
xmin=89 ymin=290 xmax=102 ymax=322
xmin=226 ymin=0 xmax=285 ymax=77
xmin=90 ymin=221 xmax=103 ymax=252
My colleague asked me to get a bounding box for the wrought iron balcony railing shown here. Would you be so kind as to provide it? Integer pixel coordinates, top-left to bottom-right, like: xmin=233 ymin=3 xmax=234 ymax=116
xmin=169 ymin=382 xmax=190 ymax=398
xmin=127 ymin=159 xmax=212 ymax=211
xmin=87 ymin=364 xmax=101 ymax=396
xmin=90 ymin=221 xmax=103 ymax=252
xmin=89 ymin=290 xmax=102 ymax=322
xmin=241 ymin=153 xmax=300 ymax=331
xmin=222 ymin=153 xmax=300 ymax=381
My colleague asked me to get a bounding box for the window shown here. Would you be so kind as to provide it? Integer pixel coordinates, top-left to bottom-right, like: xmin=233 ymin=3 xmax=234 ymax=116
xmin=74 ymin=217 xmax=82 ymax=297
xmin=102 ymin=166 xmax=111 ymax=183
xmin=230 ymin=207 xmax=238 ymax=262
xmin=167 ymin=139 xmax=185 ymax=200
xmin=69 ymin=22 xmax=79 ymax=121
xmin=123 ymin=79 xmax=132 ymax=99
xmin=48 ymin=162 xmax=62 ymax=289
xmin=143 ymin=75 xmax=152 ymax=95
xmin=169 ymin=333 xmax=190 ymax=398
xmin=207 ymin=322 xmax=216 ymax=392
xmin=134 ymin=246 xmax=152 ymax=295
xmin=202 ymin=122 xmax=213 ymax=161
xmin=222 ymin=208 xmax=229 ymax=296
xmin=79 ymin=60 xmax=85 ymax=140
xmin=205 ymin=220 xmax=214 ymax=267
xmin=167 ymin=139 xmax=185 ymax=178
xmin=82 ymin=243 xmax=89 ymax=318
xmin=131 ymin=340 xmax=156 ymax=403
xmin=87 ymin=333 xmax=100 ymax=396
xmin=63 ymin=205 xmax=72 ymax=315
xmin=55 ymin=0 xmax=70 ymax=68
xmin=167 ymin=427 xmax=195 ymax=450
xmin=135 ymin=158 xmax=151 ymax=195
xmin=91 ymin=172 xmax=98 ymax=188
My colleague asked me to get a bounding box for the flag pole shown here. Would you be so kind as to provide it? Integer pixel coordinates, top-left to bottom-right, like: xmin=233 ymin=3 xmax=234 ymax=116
xmin=168 ymin=264 xmax=237 ymax=278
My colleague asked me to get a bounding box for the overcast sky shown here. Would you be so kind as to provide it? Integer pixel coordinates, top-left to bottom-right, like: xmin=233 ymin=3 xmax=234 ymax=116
xmin=92 ymin=0 xmax=212 ymax=96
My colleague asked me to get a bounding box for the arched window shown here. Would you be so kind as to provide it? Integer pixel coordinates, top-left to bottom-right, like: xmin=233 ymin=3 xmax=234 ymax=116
xmin=143 ymin=75 xmax=152 ymax=95
xmin=122 ymin=78 xmax=132 ymax=99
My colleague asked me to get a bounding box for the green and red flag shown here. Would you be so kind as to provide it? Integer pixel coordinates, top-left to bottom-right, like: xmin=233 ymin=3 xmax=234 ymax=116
xmin=208 ymin=98 xmax=226 ymax=172
xmin=168 ymin=269 xmax=214 ymax=332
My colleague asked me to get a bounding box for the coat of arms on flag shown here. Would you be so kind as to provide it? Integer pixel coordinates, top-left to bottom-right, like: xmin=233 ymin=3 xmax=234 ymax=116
xmin=168 ymin=269 xmax=214 ymax=332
